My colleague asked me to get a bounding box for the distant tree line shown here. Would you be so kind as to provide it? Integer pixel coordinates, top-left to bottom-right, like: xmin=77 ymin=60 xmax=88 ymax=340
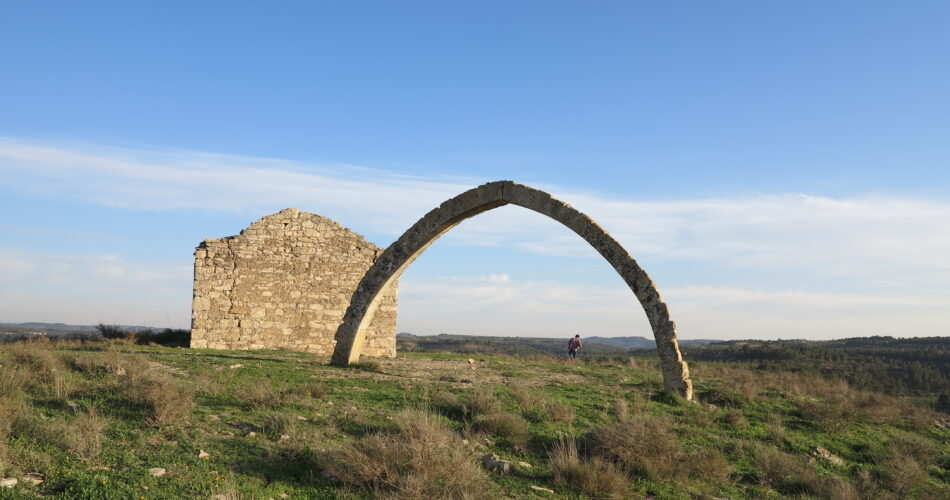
xmin=670 ymin=336 xmax=949 ymax=399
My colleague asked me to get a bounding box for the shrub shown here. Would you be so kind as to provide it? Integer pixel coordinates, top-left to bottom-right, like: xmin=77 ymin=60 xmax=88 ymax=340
xmin=699 ymin=386 xmax=748 ymax=408
xmin=720 ymin=408 xmax=749 ymax=431
xmin=798 ymin=396 xmax=854 ymax=432
xmin=430 ymin=390 xmax=465 ymax=420
xmin=261 ymin=412 xmax=298 ymax=440
xmin=351 ymin=359 xmax=382 ymax=372
xmin=123 ymin=371 xmax=195 ymax=426
xmin=95 ymin=323 xmax=133 ymax=340
xmin=550 ymin=438 xmax=632 ymax=500
xmin=53 ymin=408 xmax=108 ymax=460
xmin=135 ymin=328 xmax=191 ymax=347
xmin=466 ymin=387 xmax=503 ymax=416
xmin=472 ymin=411 xmax=530 ymax=445
xmin=583 ymin=414 xmax=684 ymax=480
xmin=237 ymin=380 xmax=284 ymax=410
xmin=686 ymin=447 xmax=733 ymax=482
xmin=752 ymin=444 xmax=816 ymax=495
xmin=318 ymin=409 xmax=494 ymax=499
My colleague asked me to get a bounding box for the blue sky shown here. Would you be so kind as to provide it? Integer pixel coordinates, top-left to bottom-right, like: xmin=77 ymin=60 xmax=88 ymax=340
xmin=1 ymin=2 xmax=948 ymax=339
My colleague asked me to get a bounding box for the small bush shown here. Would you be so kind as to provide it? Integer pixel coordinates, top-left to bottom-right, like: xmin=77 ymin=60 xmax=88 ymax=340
xmin=430 ymin=390 xmax=465 ymax=420
xmin=351 ymin=358 xmax=382 ymax=372
xmin=720 ymin=408 xmax=749 ymax=431
xmin=123 ymin=371 xmax=195 ymax=426
xmin=766 ymin=412 xmax=787 ymax=444
xmin=583 ymin=414 xmax=684 ymax=480
xmin=550 ymin=438 xmax=632 ymax=500
xmin=798 ymin=396 xmax=854 ymax=432
xmin=237 ymin=380 xmax=284 ymax=410
xmin=96 ymin=323 xmax=133 ymax=340
xmin=699 ymin=386 xmax=748 ymax=408
xmin=472 ymin=412 xmax=530 ymax=445
xmin=466 ymin=387 xmax=503 ymax=416
xmin=318 ymin=408 xmax=494 ymax=499
xmin=53 ymin=408 xmax=108 ymax=460
xmin=261 ymin=412 xmax=298 ymax=440
xmin=135 ymin=328 xmax=190 ymax=347
xmin=752 ymin=444 xmax=816 ymax=494
xmin=686 ymin=447 xmax=733 ymax=482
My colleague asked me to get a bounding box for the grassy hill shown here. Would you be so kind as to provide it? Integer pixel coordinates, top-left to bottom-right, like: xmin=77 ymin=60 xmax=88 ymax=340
xmin=0 ymin=338 xmax=947 ymax=499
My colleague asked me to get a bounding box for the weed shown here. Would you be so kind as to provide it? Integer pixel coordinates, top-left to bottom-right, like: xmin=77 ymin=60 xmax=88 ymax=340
xmin=52 ymin=408 xmax=108 ymax=460
xmin=123 ymin=370 xmax=195 ymax=426
xmin=466 ymin=386 xmax=503 ymax=416
xmin=583 ymin=414 xmax=684 ymax=480
xmin=318 ymin=408 xmax=494 ymax=499
xmin=261 ymin=412 xmax=298 ymax=440
xmin=550 ymin=438 xmax=633 ymax=500
xmin=237 ymin=379 xmax=284 ymax=410
xmin=472 ymin=411 xmax=530 ymax=445
xmin=752 ymin=444 xmax=816 ymax=495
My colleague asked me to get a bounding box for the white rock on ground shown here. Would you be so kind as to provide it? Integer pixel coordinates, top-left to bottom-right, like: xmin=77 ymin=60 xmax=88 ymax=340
xmin=0 ymin=478 xmax=17 ymax=488
xmin=148 ymin=468 xmax=166 ymax=477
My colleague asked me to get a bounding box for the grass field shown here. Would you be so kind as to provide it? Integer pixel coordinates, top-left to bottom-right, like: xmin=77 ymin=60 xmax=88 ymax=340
xmin=0 ymin=338 xmax=947 ymax=499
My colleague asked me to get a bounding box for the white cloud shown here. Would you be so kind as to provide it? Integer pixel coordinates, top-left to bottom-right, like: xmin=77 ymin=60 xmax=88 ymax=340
xmin=2 ymin=137 xmax=949 ymax=337
xmin=398 ymin=276 xmax=950 ymax=340
xmin=0 ymin=250 xmax=192 ymax=328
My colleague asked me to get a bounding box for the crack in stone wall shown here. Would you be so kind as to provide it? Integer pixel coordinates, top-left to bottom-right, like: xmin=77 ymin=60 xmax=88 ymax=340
xmin=190 ymin=208 xmax=396 ymax=357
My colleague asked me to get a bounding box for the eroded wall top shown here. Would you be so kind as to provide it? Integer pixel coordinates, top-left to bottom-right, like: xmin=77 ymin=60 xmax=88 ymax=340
xmin=191 ymin=208 xmax=397 ymax=356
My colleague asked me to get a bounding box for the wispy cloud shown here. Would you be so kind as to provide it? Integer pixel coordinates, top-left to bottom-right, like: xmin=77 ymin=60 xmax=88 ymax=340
xmin=399 ymin=276 xmax=950 ymax=339
xmin=2 ymin=137 xmax=949 ymax=337
xmin=0 ymin=250 xmax=192 ymax=328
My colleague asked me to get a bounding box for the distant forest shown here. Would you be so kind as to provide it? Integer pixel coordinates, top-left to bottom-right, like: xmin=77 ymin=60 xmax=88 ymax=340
xmin=671 ymin=337 xmax=950 ymax=399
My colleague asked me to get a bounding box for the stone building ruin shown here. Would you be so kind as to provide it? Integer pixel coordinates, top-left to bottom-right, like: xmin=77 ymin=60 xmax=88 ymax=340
xmin=190 ymin=208 xmax=397 ymax=357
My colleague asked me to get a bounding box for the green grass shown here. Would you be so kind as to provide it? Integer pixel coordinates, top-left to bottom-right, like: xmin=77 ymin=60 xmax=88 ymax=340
xmin=0 ymin=338 xmax=947 ymax=499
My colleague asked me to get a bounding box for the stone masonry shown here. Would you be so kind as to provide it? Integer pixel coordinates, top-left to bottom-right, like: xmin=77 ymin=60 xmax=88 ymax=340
xmin=190 ymin=208 xmax=397 ymax=357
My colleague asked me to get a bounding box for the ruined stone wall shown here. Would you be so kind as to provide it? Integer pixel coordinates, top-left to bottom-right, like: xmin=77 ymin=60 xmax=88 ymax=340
xmin=190 ymin=208 xmax=397 ymax=357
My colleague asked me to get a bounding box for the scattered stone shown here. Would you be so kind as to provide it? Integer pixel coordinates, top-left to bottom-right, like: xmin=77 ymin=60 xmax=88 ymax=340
xmin=246 ymin=431 xmax=257 ymax=438
xmin=208 ymin=414 xmax=220 ymax=420
xmin=279 ymin=494 xmax=290 ymax=499
xmin=199 ymin=450 xmax=211 ymax=459
xmin=530 ymin=485 xmax=554 ymax=494
xmin=810 ymin=446 xmax=844 ymax=466
xmin=517 ymin=461 xmax=532 ymax=468
xmin=326 ymin=401 xmax=334 ymax=406
xmin=148 ymin=468 xmax=166 ymax=477
xmin=462 ymin=439 xmax=469 ymax=445
xmin=467 ymin=358 xmax=475 ymax=366
xmin=114 ymin=367 xmax=127 ymax=376
xmin=482 ymin=453 xmax=512 ymax=474
xmin=279 ymin=434 xmax=291 ymax=441
xmin=20 ymin=473 xmax=44 ymax=486
xmin=513 ymin=445 xmax=530 ymax=455
xmin=0 ymin=478 xmax=17 ymax=488
xmin=296 ymin=415 xmax=308 ymax=421
xmin=228 ymin=363 xmax=243 ymax=369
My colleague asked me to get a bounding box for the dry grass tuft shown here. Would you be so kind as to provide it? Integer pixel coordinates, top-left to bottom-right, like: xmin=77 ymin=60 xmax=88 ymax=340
xmin=583 ymin=414 xmax=684 ymax=480
xmin=237 ymin=379 xmax=284 ymax=410
xmin=53 ymin=408 xmax=108 ymax=460
xmin=510 ymin=383 xmax=574 ymax=425
xmin=123 ymin=370 xmax=195 ymax=426
xmin=752 ymin=444 xmax=816 ymax=494
xmin=550 ymin=438 xmax=633 ymax=500
xmin=261 ymin=412 xmax=298 ymax=439
xmin=466 ymin=386 xmax=503 ymax=416
xmin=685 ymin=447 xmax=733 ymax=482
xmin=318 ymin=408 xmax=494 ymax=500
xmin=472 ymin=411 xmax=530 ymax=445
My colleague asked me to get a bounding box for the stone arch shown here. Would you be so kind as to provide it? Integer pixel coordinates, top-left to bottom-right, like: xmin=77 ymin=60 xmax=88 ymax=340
xmin=331 ymin=180 xmax=693 ymax=399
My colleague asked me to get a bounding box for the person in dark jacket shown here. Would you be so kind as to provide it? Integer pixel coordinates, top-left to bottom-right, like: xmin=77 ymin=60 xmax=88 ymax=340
xmin=567 ymin=335 xmax=582 ymax=360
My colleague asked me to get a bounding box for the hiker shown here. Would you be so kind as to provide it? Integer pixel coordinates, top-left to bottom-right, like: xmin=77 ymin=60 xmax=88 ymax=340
xmin=567 ymin=334 xmax=582 ymax=360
